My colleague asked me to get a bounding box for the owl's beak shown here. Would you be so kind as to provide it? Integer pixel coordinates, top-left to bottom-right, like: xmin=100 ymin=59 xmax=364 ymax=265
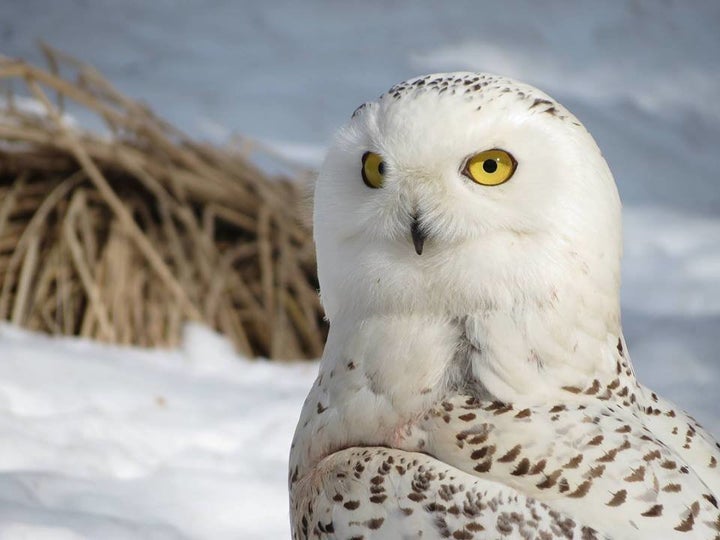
xmin=410 ymin=216 xmax=426 ymax=255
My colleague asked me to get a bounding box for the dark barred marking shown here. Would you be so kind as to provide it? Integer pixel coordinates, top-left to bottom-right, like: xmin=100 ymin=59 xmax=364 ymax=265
xmin=607 ymin=489 xmax=627 ymax=507
xmin=641 ymin=505 xmax=663 ymax=517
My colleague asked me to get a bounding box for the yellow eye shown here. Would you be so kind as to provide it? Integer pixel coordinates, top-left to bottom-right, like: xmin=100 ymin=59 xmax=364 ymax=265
xmin=463 ymin=149 xmax=517 ymax=186
xmin=361 ymin=151 xmax=385 ymax=189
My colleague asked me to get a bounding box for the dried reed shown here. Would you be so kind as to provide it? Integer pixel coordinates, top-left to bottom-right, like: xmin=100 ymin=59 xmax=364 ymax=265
xmin=0 ymin=46 xmax=326 ymax=359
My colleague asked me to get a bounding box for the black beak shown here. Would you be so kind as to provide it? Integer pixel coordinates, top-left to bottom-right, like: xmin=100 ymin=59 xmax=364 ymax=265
xmin=411 ymin=216 xmax=426 ymax=255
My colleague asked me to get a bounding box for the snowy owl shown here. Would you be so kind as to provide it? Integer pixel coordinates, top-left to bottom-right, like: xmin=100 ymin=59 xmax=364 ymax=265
xmin=289 ymin=73 xmax=720 ymax=539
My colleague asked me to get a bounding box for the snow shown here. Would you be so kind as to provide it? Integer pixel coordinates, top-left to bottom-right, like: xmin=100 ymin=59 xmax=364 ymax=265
xmin=0 ymin=323 xmax=316 ymax=539
xmin=1 ymin=1 xmax=719 ymax=538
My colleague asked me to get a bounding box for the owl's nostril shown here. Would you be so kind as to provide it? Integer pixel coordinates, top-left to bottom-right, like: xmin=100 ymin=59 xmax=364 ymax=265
xmin=410 ymin=216 xmax=426 ymax=256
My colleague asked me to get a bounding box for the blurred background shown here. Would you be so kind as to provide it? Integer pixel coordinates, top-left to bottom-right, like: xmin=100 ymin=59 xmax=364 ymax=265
xmin=0 ymin=1 xmax=718 ymax=538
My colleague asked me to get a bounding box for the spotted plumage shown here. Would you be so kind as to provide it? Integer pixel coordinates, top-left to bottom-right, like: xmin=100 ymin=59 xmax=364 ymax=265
xmin=290 ymin=72 xmax=720 ymax=538
xmin=294 ymin=447 xmax=608 ymax=539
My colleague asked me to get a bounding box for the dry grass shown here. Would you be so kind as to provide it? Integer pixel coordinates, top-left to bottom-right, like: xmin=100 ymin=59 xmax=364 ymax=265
xmin=0 ymin=46 xmax=326 ymax=359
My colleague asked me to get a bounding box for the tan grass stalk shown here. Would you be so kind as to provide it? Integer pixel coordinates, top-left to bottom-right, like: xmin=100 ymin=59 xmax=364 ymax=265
xmin=0 ymin=48 xmax=325 ymax=359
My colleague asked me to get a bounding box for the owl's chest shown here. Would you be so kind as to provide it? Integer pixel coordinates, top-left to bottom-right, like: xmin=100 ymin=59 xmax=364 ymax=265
xmin=337 ymin=315 xmax=462 ymax=416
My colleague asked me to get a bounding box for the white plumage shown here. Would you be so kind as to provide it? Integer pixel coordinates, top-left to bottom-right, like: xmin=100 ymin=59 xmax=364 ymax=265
xmin=289 ymin=72 xmax=720 ymax=539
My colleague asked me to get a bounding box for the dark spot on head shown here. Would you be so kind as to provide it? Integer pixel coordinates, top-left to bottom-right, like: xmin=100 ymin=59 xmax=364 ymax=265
xmin=530 ymin=98 xmax=553 ymax=109
xmin=351 ymin=103 xmax=368 ymax=118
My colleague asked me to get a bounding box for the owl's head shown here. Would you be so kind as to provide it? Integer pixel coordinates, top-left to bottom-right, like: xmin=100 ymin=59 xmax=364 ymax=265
xmin=314 ymin=73 xmax=622 ymax=325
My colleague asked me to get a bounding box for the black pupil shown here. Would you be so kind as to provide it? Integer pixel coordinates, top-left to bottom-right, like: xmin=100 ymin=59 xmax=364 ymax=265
xmin=378 ymin=161 xmax=385 ymax=175
xmin=482 ymin=159 xmax=498 ymax=173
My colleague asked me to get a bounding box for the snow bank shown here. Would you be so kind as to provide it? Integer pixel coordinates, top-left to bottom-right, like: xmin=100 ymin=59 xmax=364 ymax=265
xmin=0 ymin=324 xmax=316 ymax=539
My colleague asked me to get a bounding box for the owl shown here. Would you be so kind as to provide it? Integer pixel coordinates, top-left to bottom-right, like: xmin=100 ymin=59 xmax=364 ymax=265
xmin=289 ymin=72 xmax=720 ymax=539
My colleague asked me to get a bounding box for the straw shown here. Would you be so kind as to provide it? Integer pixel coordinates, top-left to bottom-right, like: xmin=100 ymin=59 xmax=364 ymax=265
xmin=0 ymin=47 xmax=326 ymax=359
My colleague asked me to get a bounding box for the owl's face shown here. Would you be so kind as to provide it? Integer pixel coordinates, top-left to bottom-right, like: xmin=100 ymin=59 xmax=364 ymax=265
xmin=314 ymin=73 xmax=621 ymax=323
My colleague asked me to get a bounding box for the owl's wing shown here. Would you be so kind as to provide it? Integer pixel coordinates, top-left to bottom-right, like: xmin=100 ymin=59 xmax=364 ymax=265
xmin=634 ymin=386 xmax=720 ymax=495
xmin=419 ymin=395 xmax=720 ymax=539
xmin=291 ymin=446 xmax=605 ymax=539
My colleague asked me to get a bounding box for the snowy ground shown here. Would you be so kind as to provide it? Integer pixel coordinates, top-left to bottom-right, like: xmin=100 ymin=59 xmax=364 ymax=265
xmin=0 ymin=324 xmax=316 ymax=539
xmin=1 ymin=1 xmax=719 ymax=538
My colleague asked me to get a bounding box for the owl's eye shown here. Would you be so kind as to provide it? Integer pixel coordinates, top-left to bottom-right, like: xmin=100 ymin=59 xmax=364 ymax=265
xmin=361 ymin=151 xmax=385 ymax=189
xmin=463 ymin=149 xmax=517 ymax=186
